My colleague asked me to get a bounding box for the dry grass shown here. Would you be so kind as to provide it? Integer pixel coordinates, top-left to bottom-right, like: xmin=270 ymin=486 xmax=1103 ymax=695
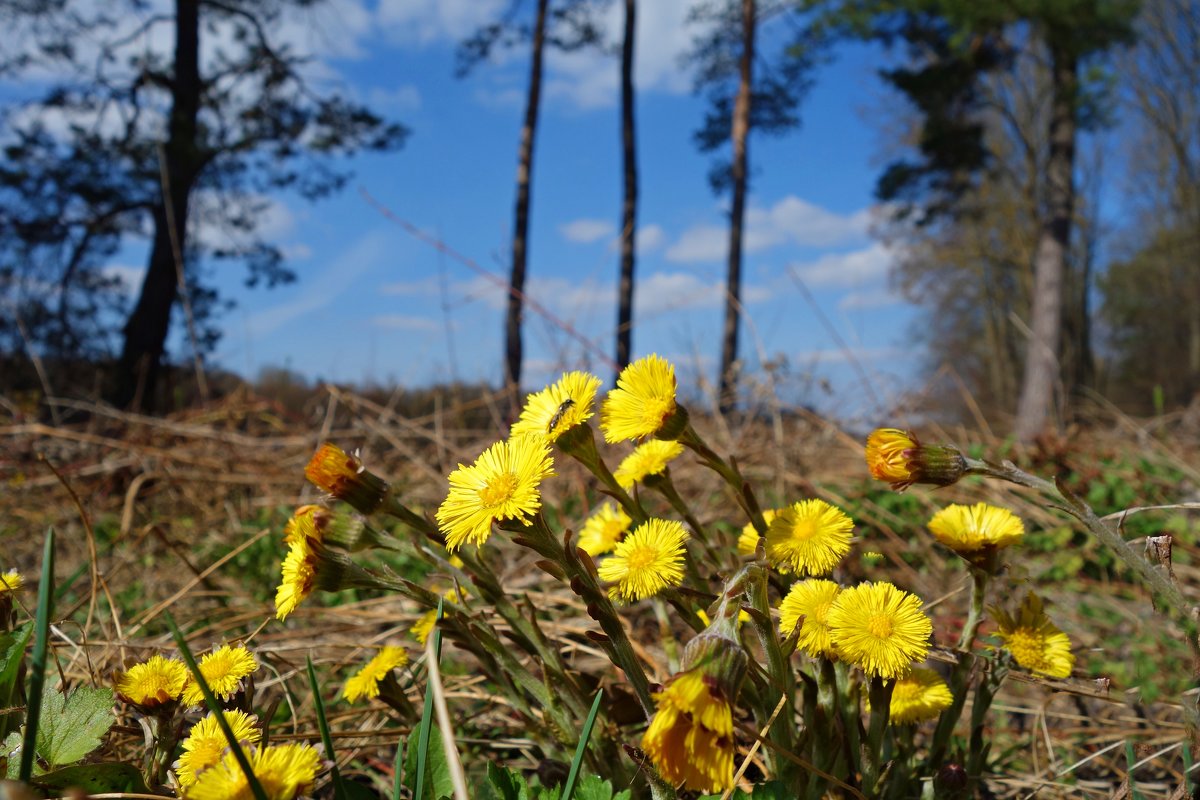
xmin=2 ymin=385 xmax=1199 ymax=798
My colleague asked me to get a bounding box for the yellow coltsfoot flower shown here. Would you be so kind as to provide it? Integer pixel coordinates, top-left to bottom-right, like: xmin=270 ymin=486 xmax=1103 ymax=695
xmin=175 ymin=709 xmax=261 ymax=787
xmin=181 ymin=644 xmax=259 ymax=707
xmin=576 ymin=503 xmax=632 ymax=557
xmin=0 ymin=570 xmax=22 ymax=594
xmin=888 ymin=667 xmax=952 ymax=724
xmin=343 ymin=646 xmax=409 ymax=703
xmin=736 ymin=508 xmax=780 ymax=556
xmin=115 ymin=654 xmax=188 ymax=708
xmin=600 ymin=354 xmax=679 ymax=442
xmin=510 ymin=371 xmax=602 ymax=444
xmin=275 ymin=536 xmax=319 ymax=621
xmin=778 ymin=579 xmax=842 ymax=658
xmin=642 ymin=670 xmax=734 ymax=793
xmin=864 ymin=428 xmax=967 ymax=491
xmin=765 ymin=499 xmax=854 ymax=576
xmin=436 ymin=435 xmax=555 ymax=551
xmin=187 ymin=743 xmax=321 ymax=800
xmin=827 ymin=581 xmax=932 ymax=679
xmin=597 ymin=518 xmax=688 ymax=603
xmin=991 ymin=591 xmax=1074 ymax=678
xmin=928 ymin=503 xmax=1024 ymax=567
xmin=612 ymin=439 xmax=684 ymax=489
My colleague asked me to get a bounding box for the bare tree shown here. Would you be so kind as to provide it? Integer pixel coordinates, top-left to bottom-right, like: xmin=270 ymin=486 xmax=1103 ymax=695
xmin=615 ymin=0 xmax=638 ymax=377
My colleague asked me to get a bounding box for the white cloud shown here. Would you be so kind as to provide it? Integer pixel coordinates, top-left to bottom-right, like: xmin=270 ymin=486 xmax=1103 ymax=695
xmin=789 ymin=243 xmax=892 ymax=289
xmin=371 ymin=314 xmax=443 ymax=331
xmin=636 ymin=271 xmax=771 ymax=316
xmin=667 ymin=196 xmax=873 ymax=263
xmin=560 ymin=218 xmax=615 ymax=244
xmin=377 ymin=0 xmax=508 ymax=45
xmin=543 ymin=0 xmax=700 ymax=109
xmin=636 ymin=224 xmax=665 ymax=254
xmin=665 ymin=225 xmax=728 ymax=263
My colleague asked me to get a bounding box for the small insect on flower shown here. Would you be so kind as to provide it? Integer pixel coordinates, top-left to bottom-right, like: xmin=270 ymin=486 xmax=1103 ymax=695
xmin=547 ymin=398 xmax=575 ymax=433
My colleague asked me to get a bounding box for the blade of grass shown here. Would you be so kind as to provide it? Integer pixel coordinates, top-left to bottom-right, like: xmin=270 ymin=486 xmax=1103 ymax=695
xmin=18 ymin=527 xmax=54 ymax=782
xmin=560 ymin=689 xmax=604 ymax=800
xmin=393 ymin=734 xmax=405 ymax=800
xmin=413 ymin=599 xmax=444 ymax=800
xmin=307 ymin=655 xmax=345 ymax=799
xmin=165 ymin=613 xmax=268 ymax=800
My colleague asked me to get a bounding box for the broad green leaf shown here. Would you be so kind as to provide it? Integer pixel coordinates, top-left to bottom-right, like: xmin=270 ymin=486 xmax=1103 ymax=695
xmin=35 ymin=684 xmax=115 ymax=767
xmin=1 ymin=730 xmax=22 ymax=779
xmin=573 ymin=775 xmax=628 ymax=800
xmin=402 ymin=723 xmax=454 ymax=800
xmin=34 ymin=763 xmax=148 ymax=793
xmin=480 ymin=762 xmax=530 ymax=800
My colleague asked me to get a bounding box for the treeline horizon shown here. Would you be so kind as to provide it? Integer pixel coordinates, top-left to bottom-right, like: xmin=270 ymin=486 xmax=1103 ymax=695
xmin=0 ymin=0 xmax=1196 ymax=433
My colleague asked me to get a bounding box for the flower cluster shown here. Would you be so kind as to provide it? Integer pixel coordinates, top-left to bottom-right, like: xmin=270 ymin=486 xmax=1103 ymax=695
xmin=115 ymin=644 xmax=258 ymax=710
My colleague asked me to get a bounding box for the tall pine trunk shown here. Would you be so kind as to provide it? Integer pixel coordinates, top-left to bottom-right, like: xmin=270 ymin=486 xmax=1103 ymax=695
xmin=504 ymin=0 xmax=549 ymax=410
xmin=113 ymin=0 xmax=201 ymax=411
xmin=1015 ymin=40 xmax=1076 ymax=442
xmin=718 ymin=0 xmax=754 ymax=415
xmin=615 ymin=0 xmax=638 ymax=377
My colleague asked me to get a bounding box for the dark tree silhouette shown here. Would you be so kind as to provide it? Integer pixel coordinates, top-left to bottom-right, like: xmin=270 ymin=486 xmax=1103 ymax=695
xmin=0 ymin=0 xmax=407 ymax=409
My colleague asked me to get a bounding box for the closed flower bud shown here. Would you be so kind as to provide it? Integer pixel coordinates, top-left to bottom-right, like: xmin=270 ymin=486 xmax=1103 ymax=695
xmin=865 ymin=428 xmax=966 ymax=491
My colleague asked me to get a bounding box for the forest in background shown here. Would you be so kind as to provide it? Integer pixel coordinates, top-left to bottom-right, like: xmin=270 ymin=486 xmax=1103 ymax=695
xmin=0 ymin=0 xmax=1196 ymax=438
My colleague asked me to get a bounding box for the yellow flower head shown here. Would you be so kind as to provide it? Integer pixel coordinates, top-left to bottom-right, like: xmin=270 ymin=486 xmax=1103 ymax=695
xmin=115 ymin=654 xmax=188 ymax=708
xmin=411 ymin=588 xmax=466 ymax=645
xmin=182 ymin=645 xmax=260 ymax=707
xmin=827 ymin=582 xmax=932 ymax=679
xmin=765 ymin=500 xmax=854 ymax=576
xmin=0 ymin=570 xmax=23 ymax=594
xmin=282 ymin=505 xmax=328 ymax=546
xmin=411 ymin=609 xmax=437 ymax=645
xmin=778 ymin=579 xmax=842 ymax=658
xmin=597 ymin=518 xmax=688 ymax=603
xmin=175 ymin=709 xmax=261 ymax=787
xmin=510 ymin=371 xmax=602 ymax=444
xmin=613 ymin=439 xmax=685 ymax=490
xmin=187 ymin=743 xmax=321 ymax=800
xmin=577 ymin=503 xmax=633 ymax=557
xmin=736 ymin=509 xmax=780 ymax=556
xmin=928 ymin=503 xmax=1024 ymax=556
xmin=600 ymin=354 xmax=678 ymax=443
xmin=641 ymin=670 xmax=734 ymax=793
xmin=436 ymin=435 xmax=555 ymax=551
xmin=864 ymin=428 xmax=966 ymax=491
xmin=343 ymin=646 xmax=408 ymax=703
xmin=887 ymin=667 xmax=952 ymax=725
xmin=304 ymin=442 xmax=389 ymax=514
xmin=275 ymin=536 xmax=319 ymax=622
xmin=990 ymin=592 xmax=1074 ymax=679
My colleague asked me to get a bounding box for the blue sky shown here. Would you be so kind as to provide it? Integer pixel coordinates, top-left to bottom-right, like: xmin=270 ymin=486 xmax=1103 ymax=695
xmin=12 ymin=0 xmax=928 ymax=417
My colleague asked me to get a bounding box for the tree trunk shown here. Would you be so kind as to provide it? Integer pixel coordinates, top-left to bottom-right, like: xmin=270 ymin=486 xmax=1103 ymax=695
xmin=615 ymin=0 xmax=638 ymax=378
xmin=504 ymin=0 xmax=549 ymax=410
xmin=113 ymin=0 xmax=201 ymax=411
xmin=1014 ymin=41 xmax=1076 ymax=442
xmin=718 ymin=0 xmax=754 ymax=415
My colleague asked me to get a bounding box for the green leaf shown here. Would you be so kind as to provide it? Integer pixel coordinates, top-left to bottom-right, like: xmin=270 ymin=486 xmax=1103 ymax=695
xmin=402 ymin=723 xmax=453 ymax=800
xmin=34 ymin=762 xmax=148 ymax=793
xmin=0 ymin=622 xmax=33 ymax=737
xmin=1 ymin=731 xmax=22 ymax=779
xmin=35 ymin=684 xmax=115 ymax=767
xmin=480 ymin=762 xmax=530 ymax=800
xmin=572 ymin=775 xmax=627 ymax=800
